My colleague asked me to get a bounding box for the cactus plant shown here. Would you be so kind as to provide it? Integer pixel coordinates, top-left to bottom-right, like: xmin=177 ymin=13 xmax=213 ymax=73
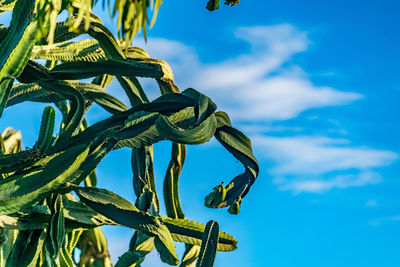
xmin=0 ymin=0 xmax=259 ymax=266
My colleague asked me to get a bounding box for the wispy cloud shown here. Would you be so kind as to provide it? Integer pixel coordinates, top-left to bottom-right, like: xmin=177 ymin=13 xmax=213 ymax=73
xmin=252 ymin=136 xmax=398 ymax=175
xmin=252 ymin=135 xmax=397 ymax=193
xmin=369 ymin=216 xmax=400 ymax=227
xmin=365 ymin=199 xmax=378 ymax=207
xmin=276 ymin=171 xmax=383 ymax=194
xmin=137 ymin=24 xmax=362 ymax=121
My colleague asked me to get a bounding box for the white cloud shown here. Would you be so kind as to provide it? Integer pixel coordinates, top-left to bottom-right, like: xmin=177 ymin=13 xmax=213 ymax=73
xmin=192 ymin=24 xmax=309 ymax=90
xmin=277 ymin=171 xmax=382 ymax=194
xmin=137 ymin=24 xmax=362 ymax=121
xmin=369 ymin=216 xmax=400 ymax=227
xmin=251 ymin=135 xmax=398 ymax=193
xmin=237 ymin=124 xmax=303 ymax=134
xmin=365 ymin=199 xmax=378 ymax=207
xmin=218 ymin=75 xmax=361 ymax=120
xmin=252 ymin=136 xmax=398 ymax=175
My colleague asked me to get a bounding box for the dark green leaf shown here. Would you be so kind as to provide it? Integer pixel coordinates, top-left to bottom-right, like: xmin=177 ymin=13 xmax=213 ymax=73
xmin=74 ymin=186 xmax=179 ymax=265
xmin=196 ymin=221 xmax=219 ymax=267
xmin=206 ymin=0 xmax=219 ymax=11
xmin=131 ymin=147 xmax=157 ymax=200
xmin=155 ymin=113 xmax=217 ymax=145
xmin=115 ymin=251 xmax=142 ymax=267
xmin=47 ymin=195 xmax=66 ymax=259
xmin=162 ymin=217 xmax=237 ymax=252
xmin=37 ymin=106 xmax=55 ymax=152
xmin=5 ymin=229 xmax=45 ymax=267
xmin=50 ymin=59 xmax=163 ymax=80
xmin=0 ymin=144 xmax=90 ymax=215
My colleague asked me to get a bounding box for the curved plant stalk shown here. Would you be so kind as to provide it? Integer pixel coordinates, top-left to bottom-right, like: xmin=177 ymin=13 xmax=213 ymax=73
xmin=164 ymin=143 xmax=186 ymax=219
xmin=205 ymin=111 xmax=259 ymax=214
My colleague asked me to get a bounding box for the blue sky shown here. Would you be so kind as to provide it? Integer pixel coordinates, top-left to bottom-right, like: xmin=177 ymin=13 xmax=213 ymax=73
xmin=1 ymin=1 xmax=400 ymax=266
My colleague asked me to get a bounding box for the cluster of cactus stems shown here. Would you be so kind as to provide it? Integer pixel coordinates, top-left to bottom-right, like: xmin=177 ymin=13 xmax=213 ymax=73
xmin=0 ymin=0 xmax=258 ymax=266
